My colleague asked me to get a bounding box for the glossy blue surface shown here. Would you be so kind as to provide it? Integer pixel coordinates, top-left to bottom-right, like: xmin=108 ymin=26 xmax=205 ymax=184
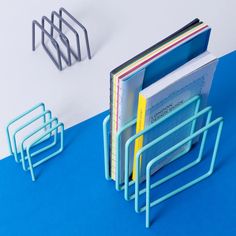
xmin=0 ymin=51 xmax=236 ymax=235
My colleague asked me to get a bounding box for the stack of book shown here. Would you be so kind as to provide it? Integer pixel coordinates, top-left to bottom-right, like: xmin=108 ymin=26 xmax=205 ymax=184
xmin=109 ymin=18 xmax=218 ymax=183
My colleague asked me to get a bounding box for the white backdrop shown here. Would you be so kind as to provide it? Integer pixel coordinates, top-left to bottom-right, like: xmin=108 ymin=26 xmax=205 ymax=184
xmin=0 ymin=0 xmax=235 ymax=158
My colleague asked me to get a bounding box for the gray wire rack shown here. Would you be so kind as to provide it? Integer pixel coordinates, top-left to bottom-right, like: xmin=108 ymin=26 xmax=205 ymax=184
xmin=32 ymin=7 xmax=92 ymax=71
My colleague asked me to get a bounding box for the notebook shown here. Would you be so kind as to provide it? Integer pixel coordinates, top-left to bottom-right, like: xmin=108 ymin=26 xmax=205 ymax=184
xmin=133 ymin=51 xmax=218 ymax=180
xmin=110 ymin=20 xmax=211 ymax=183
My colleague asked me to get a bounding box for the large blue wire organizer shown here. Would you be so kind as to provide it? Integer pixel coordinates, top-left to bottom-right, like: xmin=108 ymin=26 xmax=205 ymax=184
xmin=6 ymin=103 xmax=64 ymax=181
xmin=103 ymin=95 xmax=224 ymax=228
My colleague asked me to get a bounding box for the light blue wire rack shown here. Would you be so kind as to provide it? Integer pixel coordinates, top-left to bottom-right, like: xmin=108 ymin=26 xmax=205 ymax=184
xmin=103 ymin=95 xmax=224 ymax=228
xmin=6 ymin=103 xmax=64 ymax=181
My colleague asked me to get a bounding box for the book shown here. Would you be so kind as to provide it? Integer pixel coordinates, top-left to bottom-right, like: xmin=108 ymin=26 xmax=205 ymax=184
xmin=116 ymin=69 xmax=146 ymax=182
xmin=133 ymin=51 xmax=218 ymax=180
xmin=110 ymin=20 xmax=211 ymax=183
xmin=109 ymin=19 xmax=203 ymax=177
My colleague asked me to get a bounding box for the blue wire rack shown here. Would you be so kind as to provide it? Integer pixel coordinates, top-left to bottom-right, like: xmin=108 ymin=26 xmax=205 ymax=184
xmin=6 ymin=103 xmax=64 ymax=181
xmin=103 ymin=95 xmax=224 ymax=228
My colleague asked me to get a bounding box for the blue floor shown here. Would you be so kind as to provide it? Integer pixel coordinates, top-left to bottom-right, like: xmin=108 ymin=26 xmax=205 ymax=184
xmin=0 ymin=51 xmax=236 ymax=236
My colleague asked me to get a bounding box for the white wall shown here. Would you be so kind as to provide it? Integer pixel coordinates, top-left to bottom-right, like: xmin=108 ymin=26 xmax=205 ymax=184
xmin=0 ymin=0 xmax=235 ymax=158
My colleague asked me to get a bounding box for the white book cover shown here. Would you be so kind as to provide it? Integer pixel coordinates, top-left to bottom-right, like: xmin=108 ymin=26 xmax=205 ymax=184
xmin=137 ymin=51 xmax=218 ymax=180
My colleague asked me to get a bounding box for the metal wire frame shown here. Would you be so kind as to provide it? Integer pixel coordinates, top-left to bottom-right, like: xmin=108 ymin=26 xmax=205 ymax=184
xmin=144 ymin=115 xmax=223 ymax=227
xmin=32 ymin=20 xmax=63 ymax=70
xmin=121 ymin=96 xmax=200 ymax=193
xmin=23 ymin=119 xmax=64 ymax=181
xmin=6 ymin=103 xmax=64 ymax=181
xmin=51 ymin=11 xmax=81 ymax=61
xmin=11 ymin=110 xmax=52 ymax=170
xmin=32 ymin=7 xmax=92 ymax=70
xmin=59 ymin=7 xmax=91 ymax=60
xmin=41 ymin=16 xmax=72 ymax=66
xmin=102 ymin=95 xmax=224 ymax=228
xmin=6 ymin=103 xmax=46 ymax=160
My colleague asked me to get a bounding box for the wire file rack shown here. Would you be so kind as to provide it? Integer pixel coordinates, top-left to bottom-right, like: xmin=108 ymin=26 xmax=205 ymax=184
xmin=32 ymin=7 xmax=91 ymax=71
xmin=103 ymin=95 xmax=224 ymax=228
xmin=6 ymin=103 xmax=64 ymax=181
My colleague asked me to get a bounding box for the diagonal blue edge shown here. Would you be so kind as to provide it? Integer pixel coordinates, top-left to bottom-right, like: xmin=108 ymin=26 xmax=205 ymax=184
xmin=0 ymin=51 xmax=236 ymax=236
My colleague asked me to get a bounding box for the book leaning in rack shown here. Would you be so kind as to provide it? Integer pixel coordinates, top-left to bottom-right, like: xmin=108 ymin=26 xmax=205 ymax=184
xmin=109 ymin=19 xmax=211 ymax=183
xmin=133 ymin=51 xmax=218 ymax=180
